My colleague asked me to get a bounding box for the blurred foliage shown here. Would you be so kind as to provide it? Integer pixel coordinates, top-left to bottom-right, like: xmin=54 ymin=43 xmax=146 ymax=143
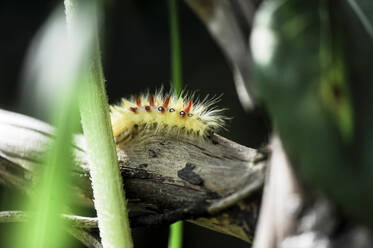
xmin=251 ymin=0 xmax=373 ymax=225
xmin=18 ymin=80 xmax=80 ymax=248
xmin=11 ymin=9 xmax=82 ymax=247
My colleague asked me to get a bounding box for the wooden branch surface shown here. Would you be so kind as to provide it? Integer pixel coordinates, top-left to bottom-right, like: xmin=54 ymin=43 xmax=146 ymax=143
xmin=0 ymin=109 xmax=266 ymax=242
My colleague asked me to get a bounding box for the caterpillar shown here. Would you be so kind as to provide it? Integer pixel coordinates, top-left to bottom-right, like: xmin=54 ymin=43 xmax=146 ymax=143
xmin=110 ymin=89 xmax=227 ymax=144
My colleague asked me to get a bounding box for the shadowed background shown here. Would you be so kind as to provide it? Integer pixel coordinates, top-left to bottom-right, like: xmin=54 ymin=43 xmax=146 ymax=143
xmin=0 ymin=0 xmax=269 ymax=247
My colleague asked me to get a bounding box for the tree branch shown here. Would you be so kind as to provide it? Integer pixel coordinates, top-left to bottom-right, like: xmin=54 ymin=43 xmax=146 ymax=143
xmin=0 ymin=109 xmax=266 ymax=242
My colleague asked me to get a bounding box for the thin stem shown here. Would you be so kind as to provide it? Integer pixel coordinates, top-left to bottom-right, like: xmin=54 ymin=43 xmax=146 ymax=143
xmin=169 ymin=221 xmax=183 ymax=248
xmin=64 ymin=1 xmax=133 ymax=247
xmin=168 ymin=0 xmax=184 ymax=247
xmin=169 ymin=0 xmax=183 ymax=95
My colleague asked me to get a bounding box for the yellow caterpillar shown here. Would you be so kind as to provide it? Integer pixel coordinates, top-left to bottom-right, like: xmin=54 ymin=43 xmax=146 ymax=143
xmin=110 ymin=89 xmax=226 ymax=143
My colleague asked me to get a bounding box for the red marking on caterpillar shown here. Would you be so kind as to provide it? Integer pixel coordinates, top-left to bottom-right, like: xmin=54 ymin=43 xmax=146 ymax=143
xmin=163 ymin=96 xmax=170 ymax=108
xmin=135 ymin=95 xmax=142 ymax=107
xmin=149 ymin=94 xmax=155 ymax=107
xmin=184 ymin=100 xmax=193 ymax=113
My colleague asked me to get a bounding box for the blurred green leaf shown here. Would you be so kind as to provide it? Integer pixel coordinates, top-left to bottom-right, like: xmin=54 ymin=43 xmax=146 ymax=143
xmin=12 ymin=8 xmax=82 ymax=248
xmin=21 ymin=81 xmax=80 ymax=248
xmin=251 ymin=0 xmax=373 ymax=225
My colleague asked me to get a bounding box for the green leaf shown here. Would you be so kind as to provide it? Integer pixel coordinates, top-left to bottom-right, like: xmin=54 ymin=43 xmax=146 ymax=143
xmin=12 ymin=8 xmax=81 ymax=248
xmin=251 ymin=0 xmax=373 ymax=226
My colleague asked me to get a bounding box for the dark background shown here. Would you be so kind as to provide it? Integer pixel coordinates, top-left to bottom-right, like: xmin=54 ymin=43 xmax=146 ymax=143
xmin=0 ymin=0 xmax=268 ymax=247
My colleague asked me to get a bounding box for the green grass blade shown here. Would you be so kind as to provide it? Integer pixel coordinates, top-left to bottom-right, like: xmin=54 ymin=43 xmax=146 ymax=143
xmin=22 ymin=86 xmax=80 ymax=248
xmin=10 ymin=9 xmax=82 ymax=248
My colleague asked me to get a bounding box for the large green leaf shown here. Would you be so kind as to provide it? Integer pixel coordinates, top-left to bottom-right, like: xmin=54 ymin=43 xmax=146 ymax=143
xmin=251 ymin=0 xmax=373 ymax=225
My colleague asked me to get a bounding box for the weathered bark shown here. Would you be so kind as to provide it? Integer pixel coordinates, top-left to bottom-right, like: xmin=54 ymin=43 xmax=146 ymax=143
xmin=0 ymin=109 xmax=266 ymax=242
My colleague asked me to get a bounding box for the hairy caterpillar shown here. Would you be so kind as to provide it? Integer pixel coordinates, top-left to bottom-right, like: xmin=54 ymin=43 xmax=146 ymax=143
xmin=110 ymin=89 xmax=227 ymax=143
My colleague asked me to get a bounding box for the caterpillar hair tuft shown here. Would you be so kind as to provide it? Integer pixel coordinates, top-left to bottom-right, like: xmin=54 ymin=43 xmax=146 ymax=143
xmin=110 ymin=89 xmax=227 ymax=143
